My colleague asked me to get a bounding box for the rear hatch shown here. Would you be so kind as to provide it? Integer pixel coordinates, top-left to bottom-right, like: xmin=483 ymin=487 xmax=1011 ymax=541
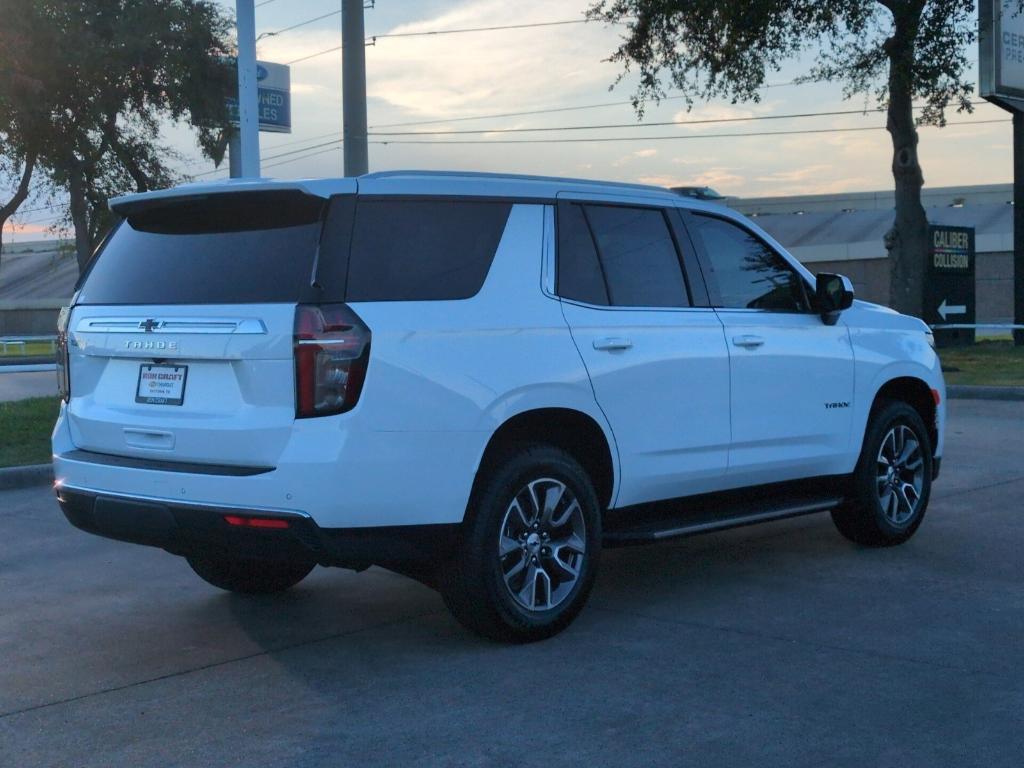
xmin=65 ymin=189 xmax=331 ymax=468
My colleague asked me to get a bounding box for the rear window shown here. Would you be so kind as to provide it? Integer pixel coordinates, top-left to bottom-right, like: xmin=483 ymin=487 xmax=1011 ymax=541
xmin=344 ymin=199 xmax=512 ymax=301
xmin=76 ymin=191 xmax=325 ymax=305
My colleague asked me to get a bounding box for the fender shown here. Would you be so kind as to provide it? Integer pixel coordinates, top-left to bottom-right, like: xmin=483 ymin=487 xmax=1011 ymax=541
xmin=472 ymin=383 xmax=622 ymax=507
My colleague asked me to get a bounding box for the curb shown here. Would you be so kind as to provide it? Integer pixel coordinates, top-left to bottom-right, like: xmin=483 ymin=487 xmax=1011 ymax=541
xmin=0 ymin=464 xmax=54 ymax=491
xmin=947 ymin=385 xmax=1024 ymax=402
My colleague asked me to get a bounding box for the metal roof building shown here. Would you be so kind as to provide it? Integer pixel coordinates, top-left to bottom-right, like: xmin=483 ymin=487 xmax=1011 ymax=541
xmin=730 ymin=184 xmax=1015 ymax=324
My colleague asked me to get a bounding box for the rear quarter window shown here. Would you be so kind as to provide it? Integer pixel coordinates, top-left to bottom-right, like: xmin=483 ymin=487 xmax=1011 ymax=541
xmin=343 ymin=199 xmax=512 ymax=302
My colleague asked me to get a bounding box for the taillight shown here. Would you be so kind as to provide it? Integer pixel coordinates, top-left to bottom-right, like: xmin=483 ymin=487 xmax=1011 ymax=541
xmin=56 ymin=306 xmax=71 ymax=402
xmin=294 ymin=304 xmax=370 ymax=418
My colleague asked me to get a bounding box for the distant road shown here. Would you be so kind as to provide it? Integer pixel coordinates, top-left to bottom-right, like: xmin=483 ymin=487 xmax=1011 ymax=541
xmin=0 ymin=243 xmax=77 ymax=301
xmin=0 ymin=370 xmax=57 ymax=402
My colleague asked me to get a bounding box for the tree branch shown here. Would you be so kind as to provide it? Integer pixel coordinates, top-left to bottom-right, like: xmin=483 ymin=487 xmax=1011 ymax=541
xmin=0 ymin=151 xmax=37 ymax=220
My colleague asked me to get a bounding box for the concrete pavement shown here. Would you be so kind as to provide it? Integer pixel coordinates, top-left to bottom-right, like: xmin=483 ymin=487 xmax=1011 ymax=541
xmin=1 ymin=399 xmax=1022 ymax=767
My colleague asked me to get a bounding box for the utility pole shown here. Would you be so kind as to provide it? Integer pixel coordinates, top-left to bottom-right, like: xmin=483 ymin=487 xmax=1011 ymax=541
xmin=979 ymin=1 xmax=1024 ymax=344
xmin=342 ymin=0 xmax=369 ymax=176
xmin=1015 ymin=112 xmax=1024 ymax=345
xmin=233 ymin=0 xmax=261 ymax=178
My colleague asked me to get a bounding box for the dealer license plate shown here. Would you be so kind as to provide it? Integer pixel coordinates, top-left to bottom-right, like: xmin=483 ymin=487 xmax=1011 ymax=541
xmin=135 ymin=364 xmax=188 ymax=406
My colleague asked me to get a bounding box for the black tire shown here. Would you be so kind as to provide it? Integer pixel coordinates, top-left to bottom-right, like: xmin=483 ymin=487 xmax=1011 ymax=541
xmin=441 ymin=444 xmax=602 ymax=642
xmin=832 ymin=400 xmax=933 ymax=546
xmin=186 ymin=554 xmax=315 ymax=594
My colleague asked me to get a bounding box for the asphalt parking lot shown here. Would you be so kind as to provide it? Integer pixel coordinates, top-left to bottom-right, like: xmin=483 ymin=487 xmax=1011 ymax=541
xmin=1 ymin=399 xmax=1022 ymax=767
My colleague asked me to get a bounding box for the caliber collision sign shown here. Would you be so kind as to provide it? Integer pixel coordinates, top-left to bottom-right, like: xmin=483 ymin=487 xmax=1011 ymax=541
xmin=925 ymin=225 xmax=976 ymax=347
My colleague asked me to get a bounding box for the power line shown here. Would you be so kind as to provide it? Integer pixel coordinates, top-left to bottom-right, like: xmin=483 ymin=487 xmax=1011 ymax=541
xmin=369 ymin=19 xmax=589 ymax=41
xmin=263 ymin=145 xmax=342 ymax=171
xmin=252 ymin=86 xmax=811 ymax=153
xmin=369 ymin=119 xmax=1010 ymax=145
xmin=259 ymin=9 xmax=340 ymax=41
xmin=286 ymin=18 xmax=595 ymax=65
xmin=248 ymin=118 xmax=1009 ymax=172
xmin=256 ymin=0 xmax=285 ymax=8
xmin=369 ymin=96 xmax=695 ymax=129
xmin=368 ymin=103 xmax=997 ymax=137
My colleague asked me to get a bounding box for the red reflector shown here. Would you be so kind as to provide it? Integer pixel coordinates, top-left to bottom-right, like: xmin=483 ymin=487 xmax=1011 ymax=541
xmin=223 ymin=515 xmax=290 ymax=529
xmin=931 ymin=388 xmax=941 ymax=405
xmin=248 ymin=517 xmax=290 ymax=529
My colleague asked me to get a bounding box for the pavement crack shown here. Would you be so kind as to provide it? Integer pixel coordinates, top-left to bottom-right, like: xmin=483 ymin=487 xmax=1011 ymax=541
xmin=0 ymin=609 xmax=444 ymax=721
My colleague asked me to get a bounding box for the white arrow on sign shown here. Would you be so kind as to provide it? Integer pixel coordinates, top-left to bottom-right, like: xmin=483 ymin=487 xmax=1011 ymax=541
xmin=937 ymin=299 xmax=966 ymax=321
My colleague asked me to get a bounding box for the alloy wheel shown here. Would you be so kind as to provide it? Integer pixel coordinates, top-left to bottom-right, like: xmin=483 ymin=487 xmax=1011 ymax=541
xmin=876 ymin=424 xmax=925 ymax=526
xmin=498 ymin=478 xmax=587 ymax=612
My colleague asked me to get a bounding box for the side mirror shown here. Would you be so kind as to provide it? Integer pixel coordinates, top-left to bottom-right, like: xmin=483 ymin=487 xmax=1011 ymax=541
xmin=816 ymin=273 xmax=854 ymax=325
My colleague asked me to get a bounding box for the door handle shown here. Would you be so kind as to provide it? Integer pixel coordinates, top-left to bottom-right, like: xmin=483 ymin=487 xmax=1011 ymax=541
xmin=593 ymin=337 xmax=633 ymax=351
xmin=731 ymin=334 xmax=765 ymax=349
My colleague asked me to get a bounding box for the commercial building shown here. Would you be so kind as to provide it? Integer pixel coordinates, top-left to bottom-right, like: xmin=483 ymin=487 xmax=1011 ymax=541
xmin=730 ymin=183 xmax=1015 ymax=324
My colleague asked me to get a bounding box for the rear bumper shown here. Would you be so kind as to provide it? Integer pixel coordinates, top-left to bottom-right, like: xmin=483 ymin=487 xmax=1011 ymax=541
xmin=52 ymin=404 xmax=483 ymax=529
xmin=57 ymin=485 xmax=458 ymax=571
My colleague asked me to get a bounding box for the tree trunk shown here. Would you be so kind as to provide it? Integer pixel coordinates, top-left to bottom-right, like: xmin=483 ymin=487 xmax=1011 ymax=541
xmin=0 ymin=153 xmax=38 ymax=274
xmin=883 ymin=6 xmax=929 ymax=318
xmin=68 ymin=168 xmax=93 ymax=273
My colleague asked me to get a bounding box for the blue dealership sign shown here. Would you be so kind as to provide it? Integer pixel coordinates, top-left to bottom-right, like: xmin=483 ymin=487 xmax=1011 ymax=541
xmin=227 ymin=60 xmax=291 ymax=134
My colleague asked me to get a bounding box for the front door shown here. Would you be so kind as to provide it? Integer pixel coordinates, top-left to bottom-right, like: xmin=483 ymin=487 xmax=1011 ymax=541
xmin=555 ymin=199 xmax=731 ymax=506
xmin=685 ymin=212 xmax=855 ymax=487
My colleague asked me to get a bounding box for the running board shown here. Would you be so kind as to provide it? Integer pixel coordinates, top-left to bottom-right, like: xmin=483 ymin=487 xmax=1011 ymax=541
xmin=603 ymin=484 xmax=846 ymax=547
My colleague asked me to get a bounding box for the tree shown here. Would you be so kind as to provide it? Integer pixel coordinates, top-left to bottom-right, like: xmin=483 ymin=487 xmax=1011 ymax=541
xmin=0 ymin=0 xmax=235 ymax=272
xmin=0 ymin=8 xmax=53 ymax=269
xmin=587 ymin=0 xmax=1015 ymax=318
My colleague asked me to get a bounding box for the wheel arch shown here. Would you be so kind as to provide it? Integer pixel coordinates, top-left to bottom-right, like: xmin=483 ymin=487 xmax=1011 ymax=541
xmin=868 ymin=375 xmax=939 ymax=452
xmin=471 ymin=407 xmax=618 ymax=512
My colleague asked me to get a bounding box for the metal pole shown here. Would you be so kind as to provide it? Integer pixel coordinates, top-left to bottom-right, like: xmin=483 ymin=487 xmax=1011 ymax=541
xmin=235 ymin=0 xmax=260 ymax=178
xmin=228 ymin=132 xmax=242 ymax=179
xmin=342 ymin=0 xmax=369 ymax=176
xmin=1015 ymin=112 xmax=1024 ymax=345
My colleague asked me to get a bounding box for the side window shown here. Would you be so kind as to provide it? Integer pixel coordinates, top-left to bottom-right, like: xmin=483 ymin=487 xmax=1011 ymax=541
xmin=557 ymin=203 xmax=609 ymax=305
xmin=689 ymin=215 xmax=809 ymax=312
xmin=583 ymin=204 xmax=690 ymax=308
xmin=345 ymin=199 xmax=512 ymax=301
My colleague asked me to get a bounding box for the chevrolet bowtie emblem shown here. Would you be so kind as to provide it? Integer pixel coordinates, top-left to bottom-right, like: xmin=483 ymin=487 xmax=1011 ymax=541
xmin=139 ymin=319 xmax=162 ymax=333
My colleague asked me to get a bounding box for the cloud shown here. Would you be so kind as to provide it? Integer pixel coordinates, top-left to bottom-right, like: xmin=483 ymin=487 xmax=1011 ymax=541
xmin=611 ymin=147 xmax=659 ymax=166
xmin=354 ymin=0 xmax=622 ymax=120
xmin=672 ymin=104 xmax=756 ymax=130
xmin=637 ymin=166 xmax=744 ymax=192
xmin=290 ymin=83 xmax=325 ymax=95
xmin=755 ymin=165 xmax=832 ymax=184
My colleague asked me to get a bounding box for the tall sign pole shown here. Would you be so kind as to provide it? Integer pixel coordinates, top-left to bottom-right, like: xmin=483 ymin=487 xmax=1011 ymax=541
xmin=980 ymin=1 xmax=1024 ymax=344
xmin=1016 ymin=110 xmax=1024 ymax=345
xmin=342 ymin=0 xmax=369 ymax=176
xmin=234 ymin=0 xmax=261 ymax=178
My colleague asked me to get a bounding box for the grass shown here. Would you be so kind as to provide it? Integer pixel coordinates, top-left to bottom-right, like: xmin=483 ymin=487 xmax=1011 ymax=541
xmin=0 ymin=396 xmax=60 ymax=468
xmin=0 ymin=341 xmax=56 ymax=359
xmin=938 ymin=340 xmax=1024 ymax=387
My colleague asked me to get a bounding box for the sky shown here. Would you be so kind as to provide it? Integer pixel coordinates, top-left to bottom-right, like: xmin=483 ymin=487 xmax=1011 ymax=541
xmin=3 ymin=0 xmax=1014 ymax=242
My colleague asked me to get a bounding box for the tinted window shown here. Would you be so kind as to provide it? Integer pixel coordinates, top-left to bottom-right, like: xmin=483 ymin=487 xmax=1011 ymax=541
xmin=345 ymin=200 xmax=511 ymax=301
xmin=689 ymin=215 xmax=809 ymax=312
xmin=77 ymin=192 xmax=325 ymax=305
xmin=584 ymin=205 xmax=689 ymax=308
xmin=557 ymin=203 xmax=608 ymax=305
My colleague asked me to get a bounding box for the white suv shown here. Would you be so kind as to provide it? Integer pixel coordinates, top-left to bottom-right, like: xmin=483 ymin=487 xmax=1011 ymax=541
xmin=53 ymin=171 xmax=945 ymax=641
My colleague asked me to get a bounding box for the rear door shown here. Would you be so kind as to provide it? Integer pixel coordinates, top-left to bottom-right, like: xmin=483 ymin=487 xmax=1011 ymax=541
xmin=555 ymin=197 xmax=730 ymax=507
xmin=684 ymin=211 xmax=855 ymax=485
xmin=66 ymin=190 xmax=333 ymax=468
